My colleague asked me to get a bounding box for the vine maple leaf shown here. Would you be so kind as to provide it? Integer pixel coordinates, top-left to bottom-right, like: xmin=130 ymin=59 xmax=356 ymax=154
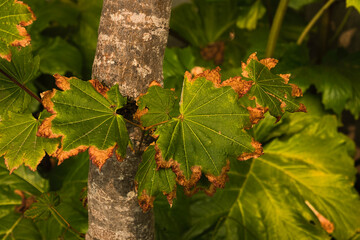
xmin=0 ymin=47 xmax=40 ymax=115
xmin=0 ymin=111 xmax=59 ymax=172
xmin=137 ymin=69 xmax=263 ymax=196
xmin=241 ymin=53 xmax=306 ymax=121
xmin=135 ymin=145 xmax=176 ymax=212
xmin=0 ymin=0 xmax=36 ymax=61
xmin=186 ymin=116 xmax=360 ymax=240
xmin=38 ymin=75 xmax=130 ymax=169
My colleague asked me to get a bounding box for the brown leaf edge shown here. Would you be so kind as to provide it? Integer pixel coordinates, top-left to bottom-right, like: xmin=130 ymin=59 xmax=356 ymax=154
xmin=154 ymin=144 xmax=231 ymax=198
xmin=241 ymin=53 xmax=307 ymax=119
xmin=237 ymin=139 xmax=263 ymax=161
xmin=37 ymin=74 xmax=125 ymax=169
xmin=0 ymin=0 xmax=36 ymax=61
xmin=185 ymin=67 xmax=254 ymax=99
xmin=136 ymin=186 xmax=177 ymax=213
xmin=135 ymin=144 xmax=178 ymax=212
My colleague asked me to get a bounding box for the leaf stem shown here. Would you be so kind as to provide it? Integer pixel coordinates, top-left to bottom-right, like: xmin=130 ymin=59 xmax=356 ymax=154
xmin=265 ymin=0 xmax=289 ymax=58
xmin=329 ymin=7 xmax=353 ymax=45
xmin=144 ymin=119 xmax=170 ymax=131
xmin=297 ymin=0 xmax=335 ymax=45
xmin=49 ymin=206 xmax=85 ymax=239
xmin=124 ymin=118 xmax=144 ymax=130
xmin=0 ymin=69 xmax=42 ymax=104
xmin=2 ymin=216 xmax=23 ymax=240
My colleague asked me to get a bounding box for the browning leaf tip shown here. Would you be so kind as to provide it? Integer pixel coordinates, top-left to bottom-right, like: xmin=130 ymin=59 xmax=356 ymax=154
xmin=89 ymin=79 xmax=109 ymax=97
xmin=53 ymin=74 xmax=71 ymax=90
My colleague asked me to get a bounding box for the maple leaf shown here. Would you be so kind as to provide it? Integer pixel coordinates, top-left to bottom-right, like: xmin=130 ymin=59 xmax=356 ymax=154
xmin=0 ymin=161 xmax=47 ymax=239
xmin=25 ymin=192 xmax=60 ymax=220
xmin=135 ymin=145 xmax=177 ymax=212
xmin=241 ymin=53 xmax=306 ymax=121
xmin=0 ymin=0 xmax=36 ymax=61
xmin=135 ymin=81 xmax=179 ymax=127
xmin=37 ymin=75 xmax=130 ymax=169
xmin=138 ymin=71 xmax=263 ymax=194
xmin=185 ymin=115 xmax=360 ymax=240
xmin=0 ymin=47 xmax=40 ymax=115
xmin=0 ymin=111 xmax=59 ymax=173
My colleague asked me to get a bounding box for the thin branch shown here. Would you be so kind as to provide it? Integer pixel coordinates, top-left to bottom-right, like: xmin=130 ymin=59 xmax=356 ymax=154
xmin=50 ymin=206 xmax=85 ymax=239
xmin=0 ymin=69 xmax=42 ymax=104
xmin=297 ymin=0 xmax=336 ymax=45
xmin=265 ymin=0 xmax=289 ymax=58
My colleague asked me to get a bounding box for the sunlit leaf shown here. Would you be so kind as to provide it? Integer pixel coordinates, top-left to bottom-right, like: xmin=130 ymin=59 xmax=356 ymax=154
xmin=242 ymin=53 xmax=306 ymax=120
xmin=139 ymin=71 xmax=262 ymax=195
xmin=347 ymin=0 xmax=360 ymax=13
xmin=0 ymin=0 xmax=36 ymax=61
xmin=0 ymin=111 xmax=59 ymax=172
xmin=236 ymin=0 xmax=266 ymax=30
xmin=0 ymin=47 xmax=39 ymax=115
xmin=185 ymin=116 xmax=360 ymax=240
xmin=38 ymin=75 xmax=130 ymax=169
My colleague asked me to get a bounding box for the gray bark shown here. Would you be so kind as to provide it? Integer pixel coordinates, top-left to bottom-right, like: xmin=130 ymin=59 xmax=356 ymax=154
xmin=86 ymin=1 xmax=172 ymax=239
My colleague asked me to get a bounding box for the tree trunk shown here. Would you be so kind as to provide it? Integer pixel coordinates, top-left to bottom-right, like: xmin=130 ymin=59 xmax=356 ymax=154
xmin=86 ymin=1 xmax=172 ymax=239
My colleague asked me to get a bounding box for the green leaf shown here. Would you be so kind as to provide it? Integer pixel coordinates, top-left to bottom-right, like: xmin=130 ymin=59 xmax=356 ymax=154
xmin=0 ymin=0 xmax=35 ymax=61
xmin=72 ymin=0 xmax=103 ymax=78
xmin=136 ymin=84 xmax=179 ymax=127
xmin=170 ymin=0 xmax=237 ymax=46
xmin=147 ymin=74 xmax=260 ymax=192
xmin=0 ymin=161 xmax=47 ymax=240
xmin=37 ymin=37 xmax=83 ymax=77
xmin=236 ymin=0 xmax=266 ymax=31
xmin=25 ymin=192 xmax=60 ymax=220
xmin=28 ymin=1 xmax=79 ymax=34
xmin=346 ymin=78 xmax=360 ymax=119
xmin=242 ymin=53 xmax=306 ymax=120
xmin=185 ymin=116 xmax=360 ymax=240
xmin=0 ymin=111 xmax=59 ymax=172
xmin=295 ymin=65 xmax=354 ymax=116
xmin=39 ymin=76 xmax=130 ymax=169
xmin=347 ymin=0 xmax=360 ymax=13
xmin=25 ymin=191 xmax=86 ymax=239
xmin=0 ymin=46 xmax=40 ymax=115
xmin=135 ymin=145 xmax=177 ymax=212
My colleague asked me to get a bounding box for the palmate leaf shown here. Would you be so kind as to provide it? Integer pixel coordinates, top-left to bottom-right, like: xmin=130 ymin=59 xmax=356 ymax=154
xmin=136 ymin=82 xmax=179 ymax=127
xmin=0 ymin=161 xmax=46 ymax=240
xmin=0 ymin=46 xmax=40 ymax=115
xmin=135 ymin=145 xmax=176 ymax=212
xmin=25 ymin=192 xmax=60 ymax=220
xmin=0 ymin=111 xmax=59 ymax=172
xmin=38 ymin=75 xmax=130 ymax=169
xmin=242 ymin=53 xmax=306 ymax=121
xmin=185 ymin=115 xmax=360 ymax=240
xmin=137 ymin=70 xmax=263 ymax=196
xmin=0 ymin=0 xmax=36 ymax=61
